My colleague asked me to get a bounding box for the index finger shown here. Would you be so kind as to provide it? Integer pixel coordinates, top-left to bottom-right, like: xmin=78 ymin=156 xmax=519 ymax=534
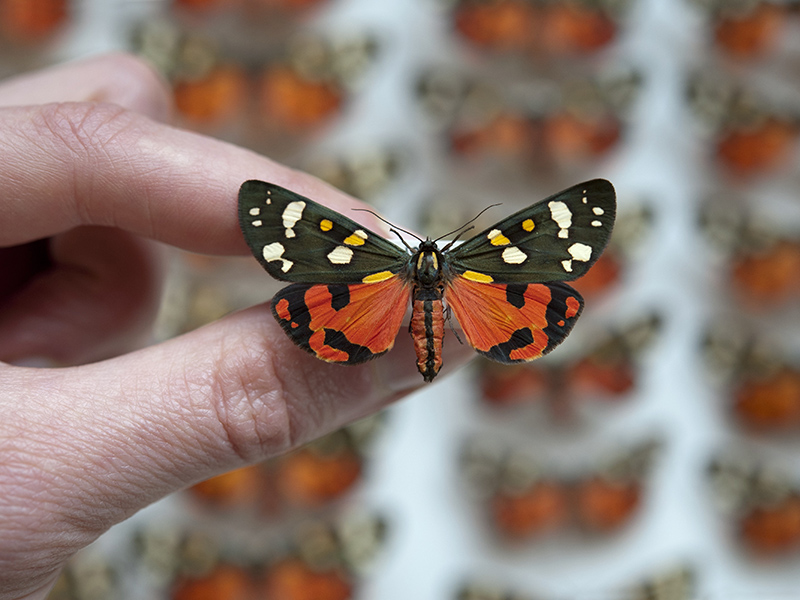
xmin=0 ymin=101 xmax=378 ymax=252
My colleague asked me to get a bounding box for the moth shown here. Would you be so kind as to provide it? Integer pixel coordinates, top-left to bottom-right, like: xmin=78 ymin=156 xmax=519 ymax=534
xmin=238 ymin=179 xmax=616 ymax=382
xmin=460 ymin=436 xmax=660 ymax=540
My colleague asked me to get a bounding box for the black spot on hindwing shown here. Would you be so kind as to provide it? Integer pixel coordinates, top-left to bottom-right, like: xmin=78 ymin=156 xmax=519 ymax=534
xmin=480 ymin=328 xmax=535 ymax=362
xmin=328 ymin=284 xmax=350 ymax=311
xmin=505 ymin=283 xmax=528 ymax=309
xmin=321 ymin=328 xmax=378 ymax=363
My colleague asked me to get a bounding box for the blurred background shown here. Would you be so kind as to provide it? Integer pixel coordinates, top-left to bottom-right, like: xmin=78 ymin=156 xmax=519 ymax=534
xmin=6 ymin=0 xmax=800 ymax=598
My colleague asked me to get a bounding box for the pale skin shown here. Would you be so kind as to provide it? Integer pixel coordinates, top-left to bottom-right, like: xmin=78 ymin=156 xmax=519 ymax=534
xmin=0 ymin=53 xmax=472 ymax=600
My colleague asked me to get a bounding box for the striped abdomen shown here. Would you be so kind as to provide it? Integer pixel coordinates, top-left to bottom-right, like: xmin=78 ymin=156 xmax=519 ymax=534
xmin=410 ymin=288 xmax=445 ymax=382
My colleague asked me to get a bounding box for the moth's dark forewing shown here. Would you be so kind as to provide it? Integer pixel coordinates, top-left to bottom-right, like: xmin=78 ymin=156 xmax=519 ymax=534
xmin=447 ymin=179 xmax=616 ymax=283
xmin=238 ymin=180 xmax=408 ymax=283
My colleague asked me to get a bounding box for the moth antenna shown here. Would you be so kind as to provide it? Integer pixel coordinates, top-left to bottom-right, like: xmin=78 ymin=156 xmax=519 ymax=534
xmin=391 ymin=228 xmax=416 ymax=252
xmin=435 ymin=203 xmax=502 ymax=248
xmin=352 ymin=207 xmax=424 ymax=245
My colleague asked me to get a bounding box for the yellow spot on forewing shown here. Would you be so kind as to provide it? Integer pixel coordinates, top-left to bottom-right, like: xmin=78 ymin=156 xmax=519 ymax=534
xmin=462 ymin=270 xmax=494 ymax=283
xmin=344 ymin=230 xmax=368 ymax=246
xmin=487 ymin=229 xmax=510 ymax=246
xmin=362 ymin=270 xmax=395 ymax=283
xmin=522 ymin=219 xmax=535 ymax=232
xmin=320 ymin=219 xmax=333 ymax=231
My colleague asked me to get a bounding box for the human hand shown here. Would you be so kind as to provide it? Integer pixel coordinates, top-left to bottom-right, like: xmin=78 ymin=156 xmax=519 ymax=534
xmin=0 ymin=53 xmax=471 ymax=600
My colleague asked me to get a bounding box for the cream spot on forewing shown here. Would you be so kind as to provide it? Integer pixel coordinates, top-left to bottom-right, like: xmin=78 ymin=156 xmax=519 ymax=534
xmin=262 ymin=242 xmax=294 ymax=272
xmin=282 ymin=201 xmax=306 ymax=238
xmin=568 ymin=243 xmax=592 ymax=262
xmin=561 ymin=259 xmax=573 ymax=272
xmin=263 ymin=242 xmax=285 ymax=262
xmin=582 ymin=194 xmax=588 ymax=204
xmin=593 ymin=207 xmax=604 ymax=215
xmin=549 ymin=201 xmax=572 ymax=239
xmin=502 ymin=246 xmax=527 ymax=264
xmin=328 ymin=245 xmax=354 ymax=265
xmin=592 ymin=220 xmax=602 ymax=227
xmin=252 ymin=220 xmax=263 ymax=227
xmin=249 ymin=207 xmax=260 ymax=216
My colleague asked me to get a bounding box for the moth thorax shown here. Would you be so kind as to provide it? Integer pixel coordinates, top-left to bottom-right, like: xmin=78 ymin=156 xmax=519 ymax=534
xmin=415 ymin=250 xmax=441 ymax=286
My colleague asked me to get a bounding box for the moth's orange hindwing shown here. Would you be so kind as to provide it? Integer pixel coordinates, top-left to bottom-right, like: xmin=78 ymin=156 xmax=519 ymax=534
xmin=445 ymin=278 xmax=583 ymax=363
xmin=271 ymin=277 xmax=410 ymax=364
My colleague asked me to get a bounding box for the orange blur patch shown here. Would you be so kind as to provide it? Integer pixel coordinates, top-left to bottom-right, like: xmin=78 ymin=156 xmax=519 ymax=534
xmin=571 ymin=253 xmax=622 ymax=298
xmin=740 ymin=495 xmax=800 ymax=556
xmin=259 ymin=66 xmax=343 ymax=130
xmin=453 ymin=0 xmax=537 ymax=52
xmin=480 ymin=362 xmax=549 ymax=406
xmin=714 ymin=2 xmax=786 ymax=60
xmin=0 ymin=0 xmax=69 ymax=41
xmin=277 ymin=447 xmax=362 ymax=506
xmin=733 ymin=369 xmax=800 ymax=431
xmin=173 ymin=65 xmax=248 ymax=124
xmin=716 ymin=118 xmax=797 ymax=176
xmin=565 ymin=295 xmax=581 ymax=319
xmin=188 ymin=465 xmax=265 ymax=509
xmin=172 ymin=565 xmax=254 ymax=600
xmin=574 ymin=477 xmax=641 ymax=532
xmin=303 ymin=277 xmax=409 ymax=360
xmin=544 ymin=112 xmax=621 ymax=165
xmin=451 ymin=113 xmax=535 ymax=158
xmin=541 ymin=3 xmax=616 ymax=55
xmin=491 ymin=481 xmax=570 ymax=539
xmin=571 ymin=357 xmax=635 ymax=396
xmin=261 ymin=558 xmax=353 ymax=600
xmin=275 ymin=298 xmax=292 ymax=321
xmin=446 ymin=279 xmax=551 ymax=357
xmin=173 ymin=0 xmax=231 ymax=11
xmin=731 ymin=240 xmax=800 ymax=307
